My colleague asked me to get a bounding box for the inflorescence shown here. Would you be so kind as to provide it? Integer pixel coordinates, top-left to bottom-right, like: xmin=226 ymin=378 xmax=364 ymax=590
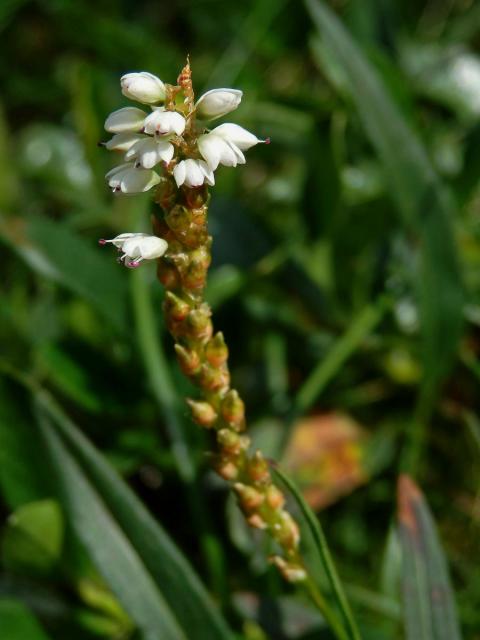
xmin=99 ymin=63 xmax=305 ymax=583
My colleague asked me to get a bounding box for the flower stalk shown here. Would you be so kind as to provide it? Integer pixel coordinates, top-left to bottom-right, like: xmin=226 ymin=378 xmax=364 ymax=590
xmin=101 ymin=60 xmax=304 ymax=582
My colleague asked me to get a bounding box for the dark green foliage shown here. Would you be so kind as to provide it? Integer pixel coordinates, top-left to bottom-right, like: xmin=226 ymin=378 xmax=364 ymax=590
xmin=0 ymin=0 xmax=478 ymax=638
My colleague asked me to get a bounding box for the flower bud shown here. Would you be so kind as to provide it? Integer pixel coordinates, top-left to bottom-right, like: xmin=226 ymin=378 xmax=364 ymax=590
xmin=214 ymin=457 xmax=239 ymax=481
xmin=195 ymin=88 xmax=242 ymax=121
xmin=273 ymin=512 xmax=300 ymax=550
xmin=217 ymin=428 xmax=242 ymax=454
xmin=104 ymin=107 xmax=147 ymax=133
xmin=205 ymin=332 xmax=229 ymax=367
xmin=174 ymin=344 xmax=201 ymax=376
xmin=164 ymin=291 xmax=190 ymax=321
xmin=185 ymin=307 xmax=212 ymax=340
xmin=246 ymin=514 xmax=268 ymax=530
xmin=270 ymin=556 xmax=306 ymax=583
xmin=220 ymin=390 xmax=245 ymax=431
xmin=121 ymin=72 xmax=166 ymax=104
xmin=187 ymin=399 xmax=217 ymax=428
xmin=246 ymin=451 xmax=270 ymax=484
xmin=199 ymin=364 xmax=230 ymax=392
xmin=234 ymin=483 xmax=264 ymax=511
xmin=265 ymin=485 xmax=285 ymax=510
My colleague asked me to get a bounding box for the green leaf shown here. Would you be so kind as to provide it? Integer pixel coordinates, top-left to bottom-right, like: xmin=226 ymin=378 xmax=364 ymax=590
xmin=306 ymin=0 xmax=463 ymax=387
xmin=0 ymin=379 xmax=47 ymax=508
xmin=397 ymin=475 xmax=463 ymax=640
xmin=37 ymin=411 xmax=187 ymax=640
xmin=272 ymin=466 xmax=361 ymax=640
xmin=0 ymin=599 xmax=52 ymax=640
xmin=2 ymin=500 xmax=64 ymax=575
xmin=35 ymin=389 xmax=234 ymax=640
xmin=0 ymin=214 xmax=127 ymax=333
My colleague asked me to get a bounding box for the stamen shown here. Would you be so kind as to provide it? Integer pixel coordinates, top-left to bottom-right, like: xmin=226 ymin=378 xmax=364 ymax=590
xmin=98 ymin=239 xmax=107 ymax=245
xmin=97 ymin=141 xmax=107 ymax=147
xmin=127 ymin=260 xmax=141 ymax=268
xmin=264 ymin=137 xmax=271 ymax=145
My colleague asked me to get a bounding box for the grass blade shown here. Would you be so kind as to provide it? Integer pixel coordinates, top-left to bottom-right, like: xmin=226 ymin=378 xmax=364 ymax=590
xmin=273 ymin=466 xmax=362 ymax=640
xmin=35 ymin=389 xmax=234 ymax=640
xmin=305 ymin=0 xmax=463 ymax=389
xmin=0 ymin=599 xmax=52 ymax=640
xmin=397 ymin=475 xmax=463 ymax=640
xmin=37 ymin=410 xmax=187 ymax=640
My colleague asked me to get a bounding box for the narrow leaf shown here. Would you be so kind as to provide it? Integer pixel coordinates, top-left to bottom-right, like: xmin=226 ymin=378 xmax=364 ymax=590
xmin=306 ymin=0 xmax=463 ymax=386
xmin=397 ymin=475 xmax=462 ymax=640
xmin=0 ymin=599 xmax=52 ymax=640
xmin=37 ymin=411 xmax=187 ymax=640
xmin=35 ymin=389 xmax=234 ymax=640
xmin=272 ymin=466 xmax=361 ymax=640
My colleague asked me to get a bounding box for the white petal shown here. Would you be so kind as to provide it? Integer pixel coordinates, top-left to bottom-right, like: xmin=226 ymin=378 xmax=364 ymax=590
xmin=138 ymin=236 xmax=168 ymax=259
xmin=105 ymin=132 xmax=146 ymax=151
xmin=123 ymin=236 xmax=143 ymax=258
xmin=228 ymin=142 xmax=246 ymax=164
xmin=125 ymin=138 xmax=174 ymax=169
xmin=210 ymin=123 xmax=261 ymax=150
xmin=198 ymin=134 xmax=222 ymax=170
xmin=120 ymin=167 xmax=161 ymax=193
xmin=195 ymin=88 xmax=242 ymax=121
xmin=173 ymin=161 xmax=187 ymax=187
xmin=104 ymin=107 xmax=147 ymax=133
xmin=184 ymin=159 xmax=205 ymax=186
xmin=121 ymin=72 xmax=166 ymax=104
xmin=199 ymin=160 xmax=215 ymax=186
xmin=144 ymin=109 xmax=186 ymax=136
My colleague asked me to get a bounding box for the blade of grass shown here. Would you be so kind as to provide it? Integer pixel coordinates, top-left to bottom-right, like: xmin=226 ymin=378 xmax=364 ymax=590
xmin=397 ymin=475 xmax=463 ymax=640
xmin=272 ymin=466 xmax=362 ymax=640
xmin=306 ymin=0 xmax=463 ymax=473
xmin=37 ymin=410 xmax=187 ymax=640
xmin=34 ymin=387 xmax=234 ymax=640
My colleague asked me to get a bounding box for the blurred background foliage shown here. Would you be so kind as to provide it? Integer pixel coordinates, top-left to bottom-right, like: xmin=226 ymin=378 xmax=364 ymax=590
xmin=0 ymin=0 xmax=479 ymax=638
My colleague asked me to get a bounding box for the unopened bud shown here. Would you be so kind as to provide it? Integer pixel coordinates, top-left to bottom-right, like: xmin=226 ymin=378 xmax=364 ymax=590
xmin=183 ymin=247 xmax=211 ymax=290
xmin=246 ymin=514 xmax=268 ymax=530
xmin=205 ymin=332 xmax=229 ymax=367
xmin=214 ymin=457 xmax=239 ymax=481
xmin=234 ymin=482 xmax=264 ymax=511
xmin=164 ymin=291 xmax=190 ymax=321
xmin=166 ymin=205 xmax=191 ymax=233
xmin=270 ymin=556 xmax=306 ymax=583
xmin=199 ymin=364 xmax=229 ymax=391
xmin=217 ymin=428 xmax=241 ymax=454
xmin=187 ymin=399 xmax=217 ymax=428
xmin=175 ymin=344 xmax=201 ymax=376
xmin=220 ymin=390 xmax=245 ymax=431
xmin=273 ymin=511 xmax=300 ymax=550
xmin=266 ymin=485 xmax=285 ymax=510
xmin=185 ymin=307 xmax=212 ymax=340
xmin=157 ymin=262 xmax=179 ymax=289
xmin=246 ymin=450 xmax=270 ymax=484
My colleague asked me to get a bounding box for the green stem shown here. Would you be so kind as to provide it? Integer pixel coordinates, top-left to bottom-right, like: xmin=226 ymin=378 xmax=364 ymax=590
xmin=304 ymin=578 xmax=350 ymax=640
xmin=130 ymin=267 xmax=226 ymax=600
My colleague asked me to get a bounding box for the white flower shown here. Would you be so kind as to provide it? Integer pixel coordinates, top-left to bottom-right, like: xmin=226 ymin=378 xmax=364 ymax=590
xmin=105 ymin=163 xmax=161 ymax=193
xmin=99 ymin=232 xmax=168 ymax=268
xmin=121 ymin=72 xmax=166 ymax=104
xmin=104 ymin=132 xmax=146 ymax=151
xmin=124 ymin=138 xmax=174 ymax=169
xmin=198 ymin=132 xmax=245 ymax=171
xmin=195 ymin=88 xmax=242 ymax=121
xmin=104 ymin=107 xmax=147 ymax=133
xmin=173 ymin=159 xmax=215 ymax=188
xmin=210 ymin=123 xmax=268 ymax=150
xmin=144 ymin=108 xmax=186 ymax=137
xmin=198 ymin=123 xmax=269 ymax=170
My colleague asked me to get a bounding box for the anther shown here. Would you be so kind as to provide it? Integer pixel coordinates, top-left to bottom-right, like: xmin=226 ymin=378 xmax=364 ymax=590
xmin=98 ymin=239 xmax=107 ymax=245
